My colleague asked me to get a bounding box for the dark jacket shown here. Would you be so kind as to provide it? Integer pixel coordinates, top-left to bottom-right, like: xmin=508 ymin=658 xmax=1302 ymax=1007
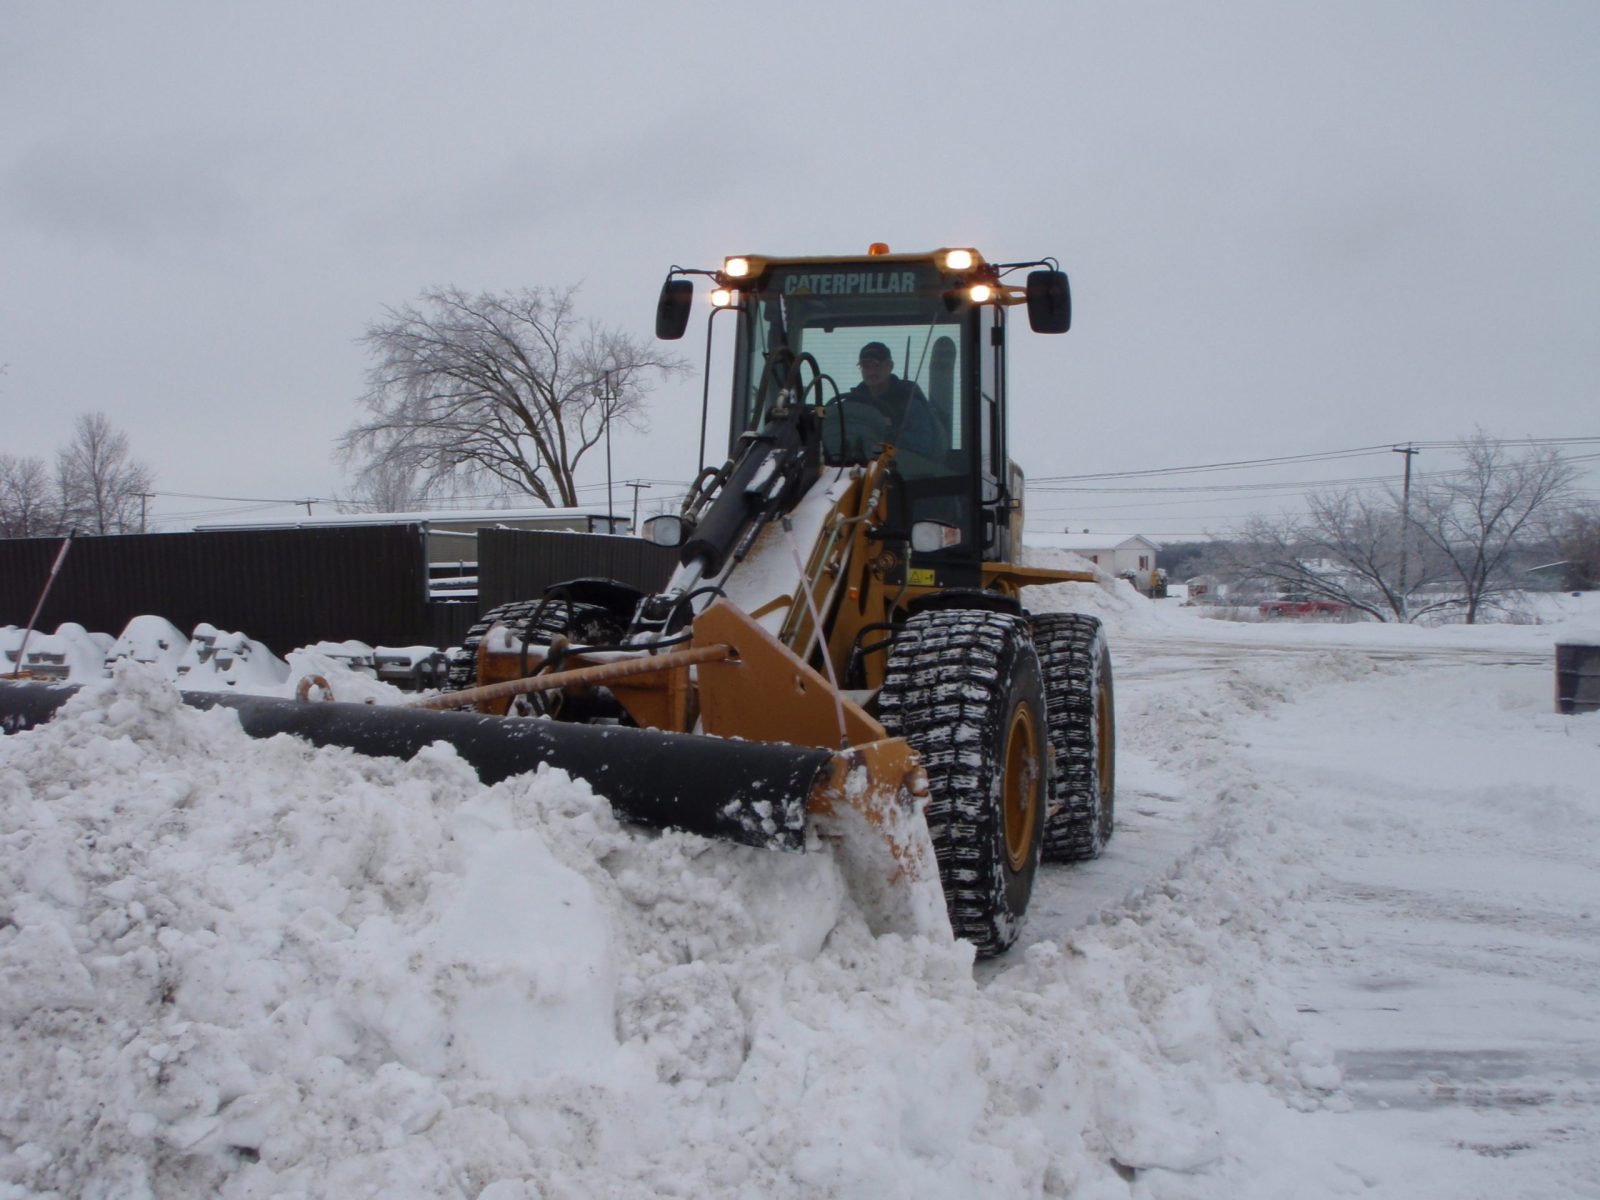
xmin=844 ymin=376 xmax=946 ymax=460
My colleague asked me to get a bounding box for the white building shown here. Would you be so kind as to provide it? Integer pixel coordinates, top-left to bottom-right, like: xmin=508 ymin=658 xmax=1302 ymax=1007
xmin=1025 ymin=532 xmax=1164 ymax=591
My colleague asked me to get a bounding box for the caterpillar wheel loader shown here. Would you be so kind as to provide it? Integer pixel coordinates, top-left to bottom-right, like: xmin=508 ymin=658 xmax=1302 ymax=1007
xmin=439 ymin=245 xmax=1115 ymax=955
xmin=0 ymin=246 xmax=1116 ymax=957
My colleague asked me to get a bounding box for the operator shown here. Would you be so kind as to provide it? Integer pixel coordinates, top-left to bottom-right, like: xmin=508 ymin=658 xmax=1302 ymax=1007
xmin=839 ymin=341 xmax=948 ymax=462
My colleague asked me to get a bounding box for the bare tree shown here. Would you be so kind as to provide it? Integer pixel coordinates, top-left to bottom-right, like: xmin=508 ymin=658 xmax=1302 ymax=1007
xmin=0 ymin=453 xmax=61 ymax=538
xmin=340 ymin=286 xmax=686 ymax=508
xmin=55 ymin=413 xmax=155 ymax=534
xmin=1410 ymin=433 xmax=1576 ymax=623
xmin=335 ymin=455 xmax=433 ymax=514
xmin=1220 ymin=488 xmax=1453 ymax=622
xmin=1555 ymin=506 xmax=1600 ymax=591
xmin=1219 ymin=434 xmax=1579 ymax=623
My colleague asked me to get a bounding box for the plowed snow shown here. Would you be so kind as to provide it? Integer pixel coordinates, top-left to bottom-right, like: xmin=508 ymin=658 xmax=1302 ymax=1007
xmin=2 ymin=584 xmax=1596 ymax=1197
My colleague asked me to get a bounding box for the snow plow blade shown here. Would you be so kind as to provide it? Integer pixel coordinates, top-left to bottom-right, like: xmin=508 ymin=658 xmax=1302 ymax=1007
xmin=0 ymin=682 xmax=823 ymax=847
xmin=0 ymin=681 xmax=949 ymax=938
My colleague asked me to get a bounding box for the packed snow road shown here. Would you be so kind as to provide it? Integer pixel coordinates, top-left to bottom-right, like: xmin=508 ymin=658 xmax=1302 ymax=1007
xmin=0 ymin=585 xmax=1595 ymax=1197
xmin=1002 ymin=588 xmax=1600 ymax=1196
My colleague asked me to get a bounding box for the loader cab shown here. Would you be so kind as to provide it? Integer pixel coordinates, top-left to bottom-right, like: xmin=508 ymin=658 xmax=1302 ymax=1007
xmin=724 ymin=254 xmax=1017 ymax=584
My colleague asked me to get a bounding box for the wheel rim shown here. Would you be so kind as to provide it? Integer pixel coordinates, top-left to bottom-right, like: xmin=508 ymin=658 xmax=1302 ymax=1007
xmin=1002 ymin=703 xmax=1041 ymax=872
xmin=1096 ymin=675 xmax=1114 ymax=809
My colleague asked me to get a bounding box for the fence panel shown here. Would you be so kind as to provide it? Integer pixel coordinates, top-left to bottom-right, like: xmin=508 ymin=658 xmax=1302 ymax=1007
xmin=0 ymin=527 xmax=432 ymax=654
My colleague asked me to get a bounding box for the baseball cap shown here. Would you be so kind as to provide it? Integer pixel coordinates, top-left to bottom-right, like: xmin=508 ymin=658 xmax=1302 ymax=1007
xmin=857 ymin=342 xmax=891 ymax=363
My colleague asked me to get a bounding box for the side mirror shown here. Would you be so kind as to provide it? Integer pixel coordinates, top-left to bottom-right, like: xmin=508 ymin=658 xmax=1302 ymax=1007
xmin=1025 ymin=269 xmax=1071 ymax=334
xmin=655 ymin=278 xmax=694 ymax=340
xmin=642 ymin=514 xmax=690 ymax=547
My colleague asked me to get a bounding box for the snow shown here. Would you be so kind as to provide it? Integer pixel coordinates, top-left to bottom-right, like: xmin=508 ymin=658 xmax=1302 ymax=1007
xmin=2 ymin=586 xmax=1598 ymax=1196
xmin=102 ymin=615 xmax=190 ymax=677
xmin=175 ymin=630 xmax=289 ymax=692
xmin=2 ymin=622 xmax=109 ymax=681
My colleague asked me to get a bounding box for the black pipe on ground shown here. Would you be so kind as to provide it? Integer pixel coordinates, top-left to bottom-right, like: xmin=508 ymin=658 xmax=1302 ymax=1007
xmin=0 ymin=683 xmax=824 ymax=850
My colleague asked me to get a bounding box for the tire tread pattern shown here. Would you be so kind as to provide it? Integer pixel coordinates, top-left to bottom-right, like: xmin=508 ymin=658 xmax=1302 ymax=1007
xmin=877 ymin=608 xmax=1044 ymax=956
xmin=1032 ymin=612 xmax=1115 ymax=862
xmin=444 ymin=600 xmax=588 ymax=691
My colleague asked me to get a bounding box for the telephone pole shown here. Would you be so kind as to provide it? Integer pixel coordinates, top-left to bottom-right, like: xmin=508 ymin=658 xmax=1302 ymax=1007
xmin=1393 ymin=444 xmax=1420 ymax=618
xmin=624 ymin=481 xmax=651 ymax=533
xmin=602 ymin=372 xmax=615 ymax=530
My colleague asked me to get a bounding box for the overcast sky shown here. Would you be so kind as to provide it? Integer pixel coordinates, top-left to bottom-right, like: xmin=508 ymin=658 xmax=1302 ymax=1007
xmin=3 ymin=1 xmax=1596 ymax=537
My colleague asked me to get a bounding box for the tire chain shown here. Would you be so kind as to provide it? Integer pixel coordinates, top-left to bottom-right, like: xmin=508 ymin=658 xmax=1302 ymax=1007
xmin=1031 ymin=612 xmax=1114 ymax=861
xmin=444 ymin=599 xmax=597 ymax=692
xmin=878 ymin=608 xmax=1042 ymax=955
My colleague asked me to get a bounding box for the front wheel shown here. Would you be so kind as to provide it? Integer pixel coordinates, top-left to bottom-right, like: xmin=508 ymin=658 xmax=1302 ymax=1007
xmin=877 ymin=609 xmax=1047 ymax=957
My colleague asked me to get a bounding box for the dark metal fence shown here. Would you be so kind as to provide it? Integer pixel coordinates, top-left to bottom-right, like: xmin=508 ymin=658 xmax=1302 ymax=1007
xmin=0 ymin=526 xmax=465 ymax=654
xmin=477 ymin=529 xmax=676 ymax=611
xmin=0 ymin=526 xmax=678 ymax=657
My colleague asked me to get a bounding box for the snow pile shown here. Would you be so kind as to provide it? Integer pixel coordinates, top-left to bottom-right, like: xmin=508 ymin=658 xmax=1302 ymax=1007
xmin=170 ymin=628 xmax=289 ymax=692
xmin=102 ymin=616 xmax=190 ymax=677
xmin=3 ymin=622 xmax=110 ymax=681
xmin=0 ymin=660 xmax=1342 ymax=1198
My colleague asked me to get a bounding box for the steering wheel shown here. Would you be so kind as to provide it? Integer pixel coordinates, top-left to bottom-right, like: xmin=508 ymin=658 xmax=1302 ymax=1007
xmin=822 ymin=399 xmax=893 ymax=464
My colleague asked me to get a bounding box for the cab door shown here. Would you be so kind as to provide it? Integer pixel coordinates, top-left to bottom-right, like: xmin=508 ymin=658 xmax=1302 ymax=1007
xmin=978 ymin=304 xmax=1012 ymax=563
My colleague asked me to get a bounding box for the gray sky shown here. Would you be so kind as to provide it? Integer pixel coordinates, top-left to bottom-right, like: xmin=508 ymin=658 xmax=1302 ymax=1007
xmin=3 ymin=1 xmax=1597 ymax=537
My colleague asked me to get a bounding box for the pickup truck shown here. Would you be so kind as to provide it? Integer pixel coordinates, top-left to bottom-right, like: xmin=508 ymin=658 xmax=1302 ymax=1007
xmin=1259 ymin=594 xmax=1347 ymax=617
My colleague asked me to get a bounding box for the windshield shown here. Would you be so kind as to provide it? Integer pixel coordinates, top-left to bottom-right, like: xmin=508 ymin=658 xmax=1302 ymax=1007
xmin=733 ymin=262 xmax=968 ymax=480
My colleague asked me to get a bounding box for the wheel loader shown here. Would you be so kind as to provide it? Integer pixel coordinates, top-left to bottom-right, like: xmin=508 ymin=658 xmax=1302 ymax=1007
xmin=0 ymin=246 xmax=1116 ymax=957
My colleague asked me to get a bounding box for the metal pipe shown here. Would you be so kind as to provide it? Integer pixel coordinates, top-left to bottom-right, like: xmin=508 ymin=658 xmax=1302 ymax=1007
xmin=407 ymin=642 xmax=734 ymax=711
xmin=8 ymin=532 xmax=74 ymax=677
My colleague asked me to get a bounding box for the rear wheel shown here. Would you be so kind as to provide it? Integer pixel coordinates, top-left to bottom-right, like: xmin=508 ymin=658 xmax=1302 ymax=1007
xmin=1032 ymin=613 xmax=1115 ymax=861
xmin=444 ymin=599 xmax=615 ymax=691
xmin=877 ymin=609 xmax=1046 ymax=957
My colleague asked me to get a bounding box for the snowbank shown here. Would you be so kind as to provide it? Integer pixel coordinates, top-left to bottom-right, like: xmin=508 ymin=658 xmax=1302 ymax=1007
xmin=0 ymin=661 xmax=1342 ymax=1198
xmin=7 ymin=578 xmax=1594 ymax=1196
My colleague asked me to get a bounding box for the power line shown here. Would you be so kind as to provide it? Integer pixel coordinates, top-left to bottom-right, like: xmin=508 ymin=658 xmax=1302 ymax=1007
xmin=1029 ymin=471 xmax=1402 ymax=495
xmin=1030 ymin=436 xmax=1600 ymax=484
xmin=1030 ymin=443 xmax=1402 ymax=483
xmin=151 ymin=490 xmax=333 ymax=504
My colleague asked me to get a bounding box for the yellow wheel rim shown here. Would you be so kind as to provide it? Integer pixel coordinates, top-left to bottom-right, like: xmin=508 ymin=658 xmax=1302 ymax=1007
xmin=1002 ymin=703 xmax=1041 ymax=872
xmin=1096 ymin=675 xmax=1114 ymax=807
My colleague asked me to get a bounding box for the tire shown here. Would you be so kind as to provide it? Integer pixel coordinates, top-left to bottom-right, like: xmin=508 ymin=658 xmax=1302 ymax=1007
xmin=877 ymin=608 xmax=1047 ymax=957
xmin=444 ymin=599 xmax=613 ymax=691
xmin=1031 ymin=612 xmax=1115 ymax=862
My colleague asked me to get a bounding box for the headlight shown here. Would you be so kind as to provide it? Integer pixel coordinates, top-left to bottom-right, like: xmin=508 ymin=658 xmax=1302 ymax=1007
xmin=943 ymin=248 xmax=976 ymax=271
xmin=710 ymin=288 xmax=735 ymax=308
xmin=723 ymin=257 xmax=751 ymax=278
xmin=969 ymin=283 xmax=994 ymax=303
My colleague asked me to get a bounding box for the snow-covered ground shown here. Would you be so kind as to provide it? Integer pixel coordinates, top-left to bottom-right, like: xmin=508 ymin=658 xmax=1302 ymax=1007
xmin=1 ymin=584 xmax=1597 ymax=1197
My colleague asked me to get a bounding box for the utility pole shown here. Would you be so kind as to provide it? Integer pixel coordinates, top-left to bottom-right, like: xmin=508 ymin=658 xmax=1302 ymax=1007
xmin=1393 ymin=444 xmax=1420 ymax=618
xmin=603 ymin=371 xmax=615 ymax=531
xmin=625 ymin=480 xmax=651 ymax=533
